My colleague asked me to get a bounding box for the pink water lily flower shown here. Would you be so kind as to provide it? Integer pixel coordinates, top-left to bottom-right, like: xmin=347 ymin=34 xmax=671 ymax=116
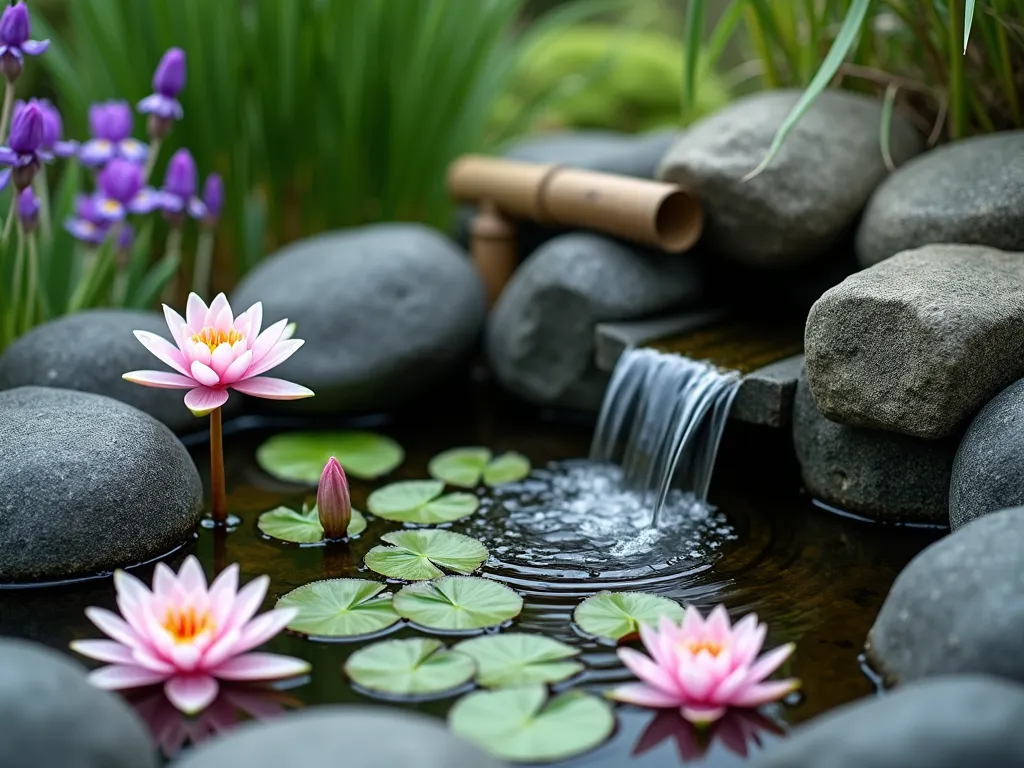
xmin=608 ymin=605 xmax=799 ymax=725
xmin=123 ymin=292 xmax=313 ymax=416
xmin=71 ymin=556 xmax=310 ymax=715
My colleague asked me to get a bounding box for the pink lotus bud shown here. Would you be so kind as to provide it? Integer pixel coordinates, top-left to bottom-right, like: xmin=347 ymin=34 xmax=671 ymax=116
xmin=317 ymin=457 xmax=350 ymax=539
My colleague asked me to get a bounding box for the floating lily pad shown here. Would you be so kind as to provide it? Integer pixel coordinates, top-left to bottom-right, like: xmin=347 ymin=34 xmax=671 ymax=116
xmin=393 ymin=576 xmax=523 ymax=631
xmin=257 ymin=505 xmax=367 ymax=544
xmin=257 ymin=431 xmax=404 ymax=483
xmin=449 ymin=684 xmax=615 ymax=763
xmin=455 ymin=634 xmax=583 ymax=688
xmin=364 ymin=530 xmax=488 ymax=581
xmin=344 ymin=637 xmax=475 ymax=697
xmin=367 ymin=480 xmax=479 ymax=524
xmin=573 ymin=591 xmax=684 ymax=642
xmin=277 ymin=579 xmax=400 ymax=638
xmin=428 ymin=447 xmax=532 ymax=488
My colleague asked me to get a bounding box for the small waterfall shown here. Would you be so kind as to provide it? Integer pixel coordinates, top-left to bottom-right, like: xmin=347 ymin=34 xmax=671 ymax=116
xmin=590 ymin=347 xmax=741 ymax=526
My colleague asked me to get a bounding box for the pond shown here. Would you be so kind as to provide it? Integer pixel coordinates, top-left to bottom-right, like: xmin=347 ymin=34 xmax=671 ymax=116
xmin=0 ymin=373 xmax=940 ymax=765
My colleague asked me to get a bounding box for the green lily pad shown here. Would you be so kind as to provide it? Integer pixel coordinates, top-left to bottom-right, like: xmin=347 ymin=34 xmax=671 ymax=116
xmin=344 ymin=637 xmax=475 ymax=697
xmin=364 ymin=530 xmax=488 ymax=581
xmin=256 ymin=431 xmax=404 ymax=483
xmin=367 ymin=480 xmax=479 ymax=524
xmin=393 ymin=576 xmax=523 ymax=631
xmin=257 ymin=505 xmax=367 ymax=544
xmin=277 ymin=579 xmax=400 ymax=638
xmin=428 ymin=447 xmax=532 ymax=488
xmin=573 ymin=591 xmax=684 ymax=642
xmin=454 ymin=633 xmax=583 ymax=688
xmin=449 ymin=684 xmax=615 ymax=763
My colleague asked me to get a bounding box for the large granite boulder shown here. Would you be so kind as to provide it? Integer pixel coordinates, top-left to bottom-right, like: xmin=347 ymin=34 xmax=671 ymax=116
xmin=857 ymin=131 xmax=1024 ymax=266
xmin=486 ymin=232 xmax=703 ymax=411
xmin=751 ymin=676 xmax=1024 ymax=768
xmin=792 ymin=370 xmax=955 ymax=524
xmin=805 ymin=244 xmax=1024 ymax=439
xmin=232 ymin=224 xmax=486 ymax=416
xmin=0 ymin=387 xmax=203 ymax=582
xmin=658 ymin=89 xmax=922 ymax=267
xmin=867 ymin=507 xmax=1024 ymax=684
xmin=0 ymin=309 xmax=239 ymax=434
xmin=950 ymin=377 xmax=1024 ymax=529
xmin=0 ymin=638 xmax=156 ymax=768
xmin=172 ymin=706 xmax=505 ymax=768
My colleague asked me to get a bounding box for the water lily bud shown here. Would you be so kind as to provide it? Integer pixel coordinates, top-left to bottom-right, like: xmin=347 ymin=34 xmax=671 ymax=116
xmin=317 ymin=457 xmax=351 ymax=540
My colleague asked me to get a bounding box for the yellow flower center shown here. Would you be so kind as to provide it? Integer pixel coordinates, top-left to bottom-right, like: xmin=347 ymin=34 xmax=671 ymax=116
xmin=190 ymin=326 xmax=244 ymax=353
xmin=684 ymin=639 xmax=724 ymax=657
xmin=100 ymin=200 xmax=121 ymax=215
xmin=162 ymin=606 xmax=214 ymax=644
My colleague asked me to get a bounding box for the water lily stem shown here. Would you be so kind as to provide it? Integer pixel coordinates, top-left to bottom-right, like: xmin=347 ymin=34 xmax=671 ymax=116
xmin=192 ymin=228 xmax=215 ymax=297
xmin=210 ymin=406 xmax=228 ymax=525
xmin=23 ymin=229 xmax=38 ymax=334
xmin=2 ymin=195 xmax=16 ymax=245
xmin=34 ymin=171 xmax=52 ymax=246
xmin=0 ymin=81 xmax=15 ymax=145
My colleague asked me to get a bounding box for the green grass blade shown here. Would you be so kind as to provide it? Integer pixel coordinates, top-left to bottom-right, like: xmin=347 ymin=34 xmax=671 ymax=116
xmin=682 ymin=0 xmax=706 ymax=121
xmin=963 ymin=0 xmax=976 ymax=53
xmin=742 ymin=0 xmax=874 ymax=181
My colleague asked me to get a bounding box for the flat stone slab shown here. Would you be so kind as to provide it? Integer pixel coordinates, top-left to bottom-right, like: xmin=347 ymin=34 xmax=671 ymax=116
xmin=594 ymin=313 xmax=804 ymax=427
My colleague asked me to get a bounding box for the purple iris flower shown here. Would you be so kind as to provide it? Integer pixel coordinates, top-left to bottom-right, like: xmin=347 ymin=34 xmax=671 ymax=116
xmin=64 ymin=195 xmax=109 ymax=245
xmin=13 ymin=99 xmax=77 ymax=157
xmin=201 ymin=173 xmax=223 ymax=227
xmin=78 ymin=100 xmax=148 ymax=167
xmin=0 ymin=102 xmax=51 ymax=191
xmin=89 ymin=158 xmax=162 ymax=223
xmin=16 ymin=186 xmax=38 ymax=232
xmin=138 ymin=48 xmax=185 ymax=121
xmin=0 ymin=2 xmax=48 ymax=81
xmin=159 ymin=149 xmax=206 ymax=221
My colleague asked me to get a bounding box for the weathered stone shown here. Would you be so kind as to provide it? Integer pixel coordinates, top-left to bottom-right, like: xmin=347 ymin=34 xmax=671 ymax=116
xmin=792 ymin=370 xmax=955 ymax=524
xmin=0 ymin=309 xmax=239 ymax=434
xmin=0 ymin=387 xmax=203 ymax=582
xmin=950 ymin=377 xmax=1024 ymax=529
xmin=858 ymin=131 xmax=1024 ymax=267
xmin=805 ymin=244 xmax=1024 ymax=439
xmin=731 ymin=354 xmax=803 ymax=428
xmin=486 ymin=232 xmax=702 ymax=411
xmin=0 ymin=638 xmax=156 ymax=768
xmin=172 ymin=706 xmax=505 ymax=768
xmin=232 ymin=224 xmax=486 ymax=416
xmin=657 ymin=89 xmax=922 ymax=267
xmin=751 ymin=676 xmax=1024 ymax=768
xmin=867 ymin=507 xmax=1024 ymax=684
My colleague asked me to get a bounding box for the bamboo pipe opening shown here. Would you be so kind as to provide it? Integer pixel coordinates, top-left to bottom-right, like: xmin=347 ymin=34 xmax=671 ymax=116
xmin=654 ymin=188 xmax=703 ymax=252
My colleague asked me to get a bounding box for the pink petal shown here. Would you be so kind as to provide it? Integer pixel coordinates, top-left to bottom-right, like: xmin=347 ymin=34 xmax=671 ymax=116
xmin=168 ymin=641 xmax=206 ymax=672
xmin=281 ymin=322 xmax=297 ymax=340
xmin=618 ymin=648 xmax=681 ymax=697
xmin=732 ymin=622 xmax=767 ymax=670
xmin=210 ymin=342 xmax=236 ymax=377
xmin=676 ymin=655 xmax=715 ymax=700
xmin=705 ymin=605 xmax=732 ymax=645
xmin=239 ymin=302 xmax=262 ymax=339
xmin=162 ymin=304 xmax=188 ymax=348
xmin=85 ymin=607 xmax=144 ymax=650
xmin=607 ymin=683 xmax=681 ymax=708
xmin=187 ymin=339 xmax=212 ymax=367
xmin=190 ymin=360 xmax=221 ymax=387
xmin=199 ymin=627 xmax=243 ymax=669
xmin=113 ymin=569 xmax=154 ymax=610
xmin=230 ymin=376 xmax=314 ymax=400
xmin=680 ymin=605 xmax=705 ymax=639
xmin=208 ymin=564 xmax=240 ymax=623
xmin=70 ymin=639 xmax=136 ymax=665
xmin=186 ymin=293 xmax=209 ymax=331
xmin=152 ymin=562 xmax=176 ymax=598
xmin=133 ymin=330 xmax=189 ymax=375
xmin=708 ymin=664 xmax=753 ymax=705
xmin=221 ymin=350 xmax=253 ymax=385
xmin=131 ymin=646 xmax=177 ymax=674
xmin=231 ymin=608 xmax=297 ymax=655
xmin=730 ymin=679 xmax=800 ymax=708
xmin=165 ymin=674 xmax=219 ymax=715
xmin=177 ymin=555 xmax=208 ymax=594
xmin=244 ymin=339 xmax=304 ymax=378
xmin=745 ymin=643 xmax=795 ymax=685
xmin=224 ymin=576 xmax=269 ymax=632
xmin=184 ymin=386 xmax=229 ymax=417
xmin=248 ymin=318 xmax=288 ymax=363
xmin=639 ymin=621 xmax=669 ymax=668
xmin=122 ymin=370 xmax=196 ymax=389
xmin=213 ymin=303 xmax=234 ymax=333
xmin=211 ymin=652 xmax=310 ymax=681
xmin=681 ymin=704 xmax=727 ymax=725
xmin=88 ymin=664 xmax=169 ymax=690
xmin=204 ymin=293 xmax=230 ymax=328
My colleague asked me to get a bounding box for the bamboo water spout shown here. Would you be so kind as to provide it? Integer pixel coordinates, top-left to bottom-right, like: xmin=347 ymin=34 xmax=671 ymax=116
xmin=447 ymin=155 xmax=704 ymax=306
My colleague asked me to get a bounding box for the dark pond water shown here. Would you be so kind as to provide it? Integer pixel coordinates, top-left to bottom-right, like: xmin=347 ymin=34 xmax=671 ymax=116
xmin=0 ymin=375 xmax=942 ymax=765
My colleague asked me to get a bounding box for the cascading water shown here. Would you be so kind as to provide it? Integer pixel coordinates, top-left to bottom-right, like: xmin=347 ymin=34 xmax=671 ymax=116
xmin=590 ymin=347 xmax=741 ymax=525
